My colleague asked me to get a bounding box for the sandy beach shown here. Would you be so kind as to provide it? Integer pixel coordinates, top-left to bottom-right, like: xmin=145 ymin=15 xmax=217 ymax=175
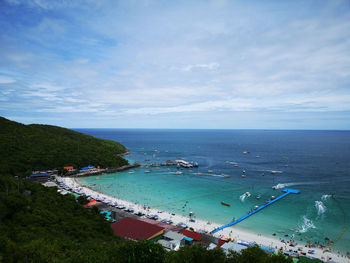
xmin=60 ymin=176 xmax=349 ymax=263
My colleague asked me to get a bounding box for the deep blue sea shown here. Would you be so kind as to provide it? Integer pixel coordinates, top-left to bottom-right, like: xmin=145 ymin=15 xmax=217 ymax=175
xmin=75 ymin=129 xmax=350 ymax=253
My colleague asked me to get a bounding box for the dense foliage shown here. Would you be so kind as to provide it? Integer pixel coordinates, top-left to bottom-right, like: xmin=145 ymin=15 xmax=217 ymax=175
xmin=0 ymin=117 xmax=128 ymax=176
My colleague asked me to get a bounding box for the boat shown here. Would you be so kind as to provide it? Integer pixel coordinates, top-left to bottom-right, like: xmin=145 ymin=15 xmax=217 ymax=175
xmin=144 ymin=170 xmax=150 ymax=173
xmin=242 ymin=170 xmax=246 ymax=178
xmin=175 ymin=160 xmax=198 ymax=168
xmin=175 ymin=171 xmax=182 ymax=175
xmin=270 ymin=170 xmax=281 ymax=174
xmin=256 ymin=195 xmax=261 ymax=200
xmin=221 ymin=173 xmax=230 ymax=178
xmin=221 ymin=201 xmax=231 ymax=206
xmin=208 ymin=170 xmax=213 ymax=173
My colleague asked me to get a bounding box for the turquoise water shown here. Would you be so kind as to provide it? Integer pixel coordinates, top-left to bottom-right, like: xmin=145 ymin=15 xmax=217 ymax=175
xmin=76 ymin=129 xmax=350 ymax=254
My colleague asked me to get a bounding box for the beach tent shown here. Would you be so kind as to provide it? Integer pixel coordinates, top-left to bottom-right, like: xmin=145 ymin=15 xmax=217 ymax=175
xmin=70 ymin=192 xmax=80 ymax=198
xmin=83 ymin=200 xmax=100 ymax=207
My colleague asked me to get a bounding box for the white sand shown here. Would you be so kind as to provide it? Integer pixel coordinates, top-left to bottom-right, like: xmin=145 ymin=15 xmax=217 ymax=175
xmin=59 ymin=176 xmax=349 ymax=263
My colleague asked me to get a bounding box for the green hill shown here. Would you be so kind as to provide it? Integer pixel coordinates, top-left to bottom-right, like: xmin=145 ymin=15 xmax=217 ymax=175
xmin=0 ymin=117 xmax=128 ymax=176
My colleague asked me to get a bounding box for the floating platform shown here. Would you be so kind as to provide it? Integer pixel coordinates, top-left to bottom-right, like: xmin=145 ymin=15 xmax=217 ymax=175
xmin=211 ymin=188 xmax=300 ymax=234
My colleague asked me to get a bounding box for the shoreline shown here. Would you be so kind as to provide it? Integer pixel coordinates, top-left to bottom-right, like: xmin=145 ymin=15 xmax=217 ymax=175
xmin=61 ymin=176 xmax=348 ymax=263
xmin=72 ymin=163 xmax=140 ymax=177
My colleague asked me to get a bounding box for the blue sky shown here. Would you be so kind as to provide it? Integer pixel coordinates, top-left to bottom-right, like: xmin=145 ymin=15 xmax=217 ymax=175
xmin=0 ymin=0 xmax=350 ymax=129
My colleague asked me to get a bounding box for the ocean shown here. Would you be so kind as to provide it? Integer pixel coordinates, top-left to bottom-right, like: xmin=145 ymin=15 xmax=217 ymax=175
xmin=74 ymin=129 xmax=350 ymax=254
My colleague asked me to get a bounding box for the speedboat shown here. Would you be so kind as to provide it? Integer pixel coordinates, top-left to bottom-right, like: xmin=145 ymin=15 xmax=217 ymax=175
xmin=221 ymin=201 xmax=231 ymax=206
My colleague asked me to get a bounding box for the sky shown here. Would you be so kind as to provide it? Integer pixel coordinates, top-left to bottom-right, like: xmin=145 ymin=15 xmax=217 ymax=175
xmin=0 ymin=0 xmax=350 ymax=129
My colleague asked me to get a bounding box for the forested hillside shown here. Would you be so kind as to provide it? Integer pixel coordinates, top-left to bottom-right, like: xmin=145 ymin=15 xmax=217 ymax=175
xmin=0 ymin=117 xmax=128 ymax=176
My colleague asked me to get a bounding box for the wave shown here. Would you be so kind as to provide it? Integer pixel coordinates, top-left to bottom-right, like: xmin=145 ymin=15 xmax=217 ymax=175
xmin=315 ymin=201 xmax=326 ymax=216
xmin=272 ymin=181 xmax=320 ymax=189
xmin=298 ymin=216 xmax=316 ymax=233
xmin=211 ymin=174 xmax=225 ymax=178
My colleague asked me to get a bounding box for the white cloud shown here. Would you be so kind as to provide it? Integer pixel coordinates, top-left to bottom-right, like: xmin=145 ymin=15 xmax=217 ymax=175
xmin=181 ymin=63 xmax=220 ymax=72
xmin=1 ymin=0 xmax=350 ymax=128
xmin=0 ymin=76 xmax=16 ymax=84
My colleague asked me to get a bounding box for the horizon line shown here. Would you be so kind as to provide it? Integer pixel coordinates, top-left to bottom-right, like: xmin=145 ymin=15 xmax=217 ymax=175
xmin=72 ymin=127 xmax=350 ymax=131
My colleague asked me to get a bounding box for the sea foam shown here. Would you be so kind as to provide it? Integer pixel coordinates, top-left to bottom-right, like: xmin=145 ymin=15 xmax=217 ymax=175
xmin=298 ymin=216 xmax=316 ymax=233
xmin=315 ymin=200 xmax=326 ymax=216
xmin=321 ymin=194 xmax=332 ymax=201
xmin=239 ymin=193 xmax=250 ymax=202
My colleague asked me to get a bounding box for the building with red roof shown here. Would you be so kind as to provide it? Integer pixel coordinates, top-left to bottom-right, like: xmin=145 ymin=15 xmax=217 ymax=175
xmin=180 ymin=229 xmax=203 ymax=241
xmin=111 ymin=217 xmax=165 ymax=240
xmin=140 ymin=218 xmax=182 ymax=232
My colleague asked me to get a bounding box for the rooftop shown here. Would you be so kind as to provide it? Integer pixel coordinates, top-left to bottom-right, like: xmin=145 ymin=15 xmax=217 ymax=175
xmin=111 ymin=217 xmax=164 ymax=240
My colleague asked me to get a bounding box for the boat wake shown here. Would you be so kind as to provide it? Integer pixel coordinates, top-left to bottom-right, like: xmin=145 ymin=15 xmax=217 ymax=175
xmin=315 ymin=200 xmax=326 ymax=216
xmin=269 ymin=170 xmax=283 ymax=174
xmin=240 ymin=192 xmax=251 ymax=202
xmin=272 ymin=181 xmax=319 ymax=190
xmin=272 ymin=183 xmax=288 ymax=189
xmin=298 ymin=216 xmax=316 ymax=233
